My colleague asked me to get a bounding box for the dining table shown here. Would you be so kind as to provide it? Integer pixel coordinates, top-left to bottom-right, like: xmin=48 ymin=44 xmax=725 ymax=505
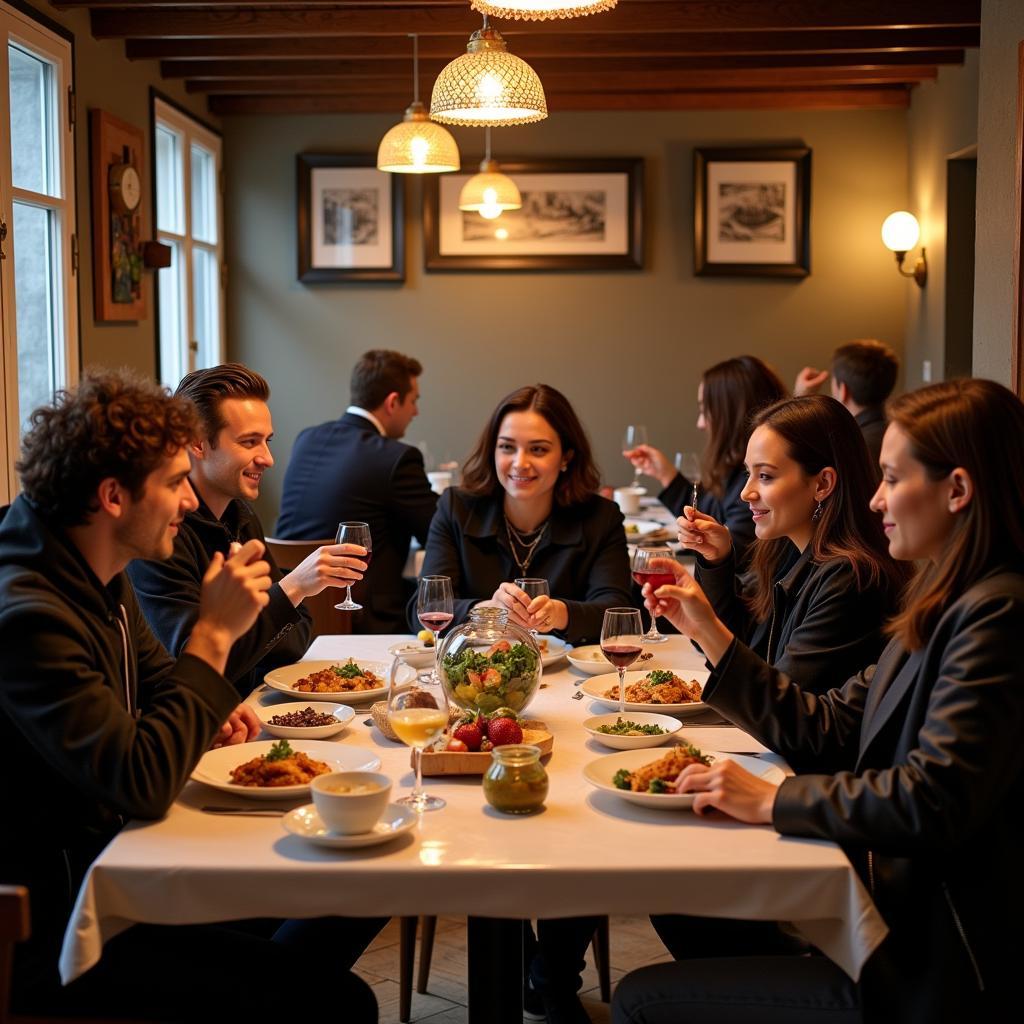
xmin=60 ymin=633 xmax=888 ymax=1022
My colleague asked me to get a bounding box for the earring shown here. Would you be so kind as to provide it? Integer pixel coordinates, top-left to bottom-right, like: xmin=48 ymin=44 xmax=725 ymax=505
xmin=812 ymin=500 xmax=824 ymax=522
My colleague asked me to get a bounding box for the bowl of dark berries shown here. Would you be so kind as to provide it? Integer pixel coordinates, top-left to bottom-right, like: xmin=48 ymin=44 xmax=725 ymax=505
xmin=253 ymin=701 xmax=355 ymax=740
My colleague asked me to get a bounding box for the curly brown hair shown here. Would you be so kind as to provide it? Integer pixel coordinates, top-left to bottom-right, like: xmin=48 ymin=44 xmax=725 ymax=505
xmin=17 ymin=368 xmax=198 ymax=527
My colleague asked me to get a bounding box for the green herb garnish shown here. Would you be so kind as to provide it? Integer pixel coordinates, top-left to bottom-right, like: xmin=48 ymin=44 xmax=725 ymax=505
xmin=646 ymin=670 xmax=677 ymax=686
xmin=648 ymin=778 xmax=670 ymax=794
xmin=332 ymin=660 xmax=364 ymax=679
xmin=596 ymin=717 xmax=666 ymax=736
xmin=612 ymin=768 xmax=633 ymax=790
xmin=266 ymin=739 xmax=293 ymax=762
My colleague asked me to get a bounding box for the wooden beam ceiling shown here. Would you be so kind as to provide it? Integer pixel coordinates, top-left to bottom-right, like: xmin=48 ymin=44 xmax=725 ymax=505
xmin=56 ymin=0 xmax=981 ymax=114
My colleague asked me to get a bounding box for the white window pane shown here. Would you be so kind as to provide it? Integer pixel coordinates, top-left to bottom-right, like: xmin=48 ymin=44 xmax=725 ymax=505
xmin=12 ymin=201 xmax=60 ymax=429
xmin=191 ymin=143 xmax=217 ymax=245
xmin=9 ymin=44 xmax=57 ymax=197
xmin=192 ymin=247 xmax=220 ymax=369
xmin=155 ymin=124 xmax=184 ymax=235
xmin=157 ymin=240 xmax=186 ymax=387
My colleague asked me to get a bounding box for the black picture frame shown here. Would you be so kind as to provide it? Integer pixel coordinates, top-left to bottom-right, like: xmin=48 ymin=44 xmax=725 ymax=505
xmin=297 ymin=153 xmax=404 ymax=283
xmin=423 ymin=157 xmax=644 ymax=272
xmin=694 ymin=146 xmax=811 ymax=278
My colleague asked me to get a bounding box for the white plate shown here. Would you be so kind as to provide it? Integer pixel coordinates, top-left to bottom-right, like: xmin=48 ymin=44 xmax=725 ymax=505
xmin=623 ymin=518 xmax=665 ymax=540
xmin=283 ymin=802 xmax=418 ymax=848
xmin=584 ymin=748 xmax=785 ymax=809
xmin=387 ymin=641 xmax=436 ymax=670
xmin=263 ymin=659 xmax=413 ymax=703
xmin=583 ymin=712 xmax=683 ymax=750
xmin=581 ymin=669 xmax=710 ymax=715
xmin=252 ymin=701 xmax=355 ymax=740
xmin=191 ymin=740 xmax=381 ymax=800
xmin=566 ymin=644 xmax=612 ymax=675
xmin=535 ymin=636 xmax=571 ymax=667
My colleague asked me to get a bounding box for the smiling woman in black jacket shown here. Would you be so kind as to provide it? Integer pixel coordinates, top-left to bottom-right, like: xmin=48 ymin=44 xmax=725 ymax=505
xmin=617 ymin=379 xmax=1024 ymax=1023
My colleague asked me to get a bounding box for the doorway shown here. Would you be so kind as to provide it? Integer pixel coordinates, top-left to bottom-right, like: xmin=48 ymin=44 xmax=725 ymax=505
xmin=945 ymin=149 xmax=977 ymax=380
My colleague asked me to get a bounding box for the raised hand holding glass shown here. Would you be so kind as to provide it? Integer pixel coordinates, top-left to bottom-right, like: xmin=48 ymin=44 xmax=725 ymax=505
xmin=334 ymin=522 xmax=371 ymax=610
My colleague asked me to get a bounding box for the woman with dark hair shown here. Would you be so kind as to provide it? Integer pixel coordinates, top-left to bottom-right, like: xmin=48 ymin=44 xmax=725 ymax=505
xmin=616 ymin=379 xmax=1024 ymax=1022
xmin=625 ymin=355 xmax=786 ymax=564
xmin=411 ymin=383 xmax=632 ymax=645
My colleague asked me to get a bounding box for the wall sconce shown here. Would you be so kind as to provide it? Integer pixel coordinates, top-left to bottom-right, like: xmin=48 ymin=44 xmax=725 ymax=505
xmin=881 ymin=211 xmax=927 ymax=288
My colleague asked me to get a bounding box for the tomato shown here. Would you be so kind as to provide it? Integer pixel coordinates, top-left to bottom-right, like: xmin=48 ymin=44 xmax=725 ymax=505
xmin=446 ymin=738 xmax=469 ymax=753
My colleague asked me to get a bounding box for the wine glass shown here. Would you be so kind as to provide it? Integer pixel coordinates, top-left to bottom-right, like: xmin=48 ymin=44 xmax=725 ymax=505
xmin=631 ymin=547 xmax=673 ymax=645
xmin=334 ymin=522 xmax=371 ymax=611
xmin=387 ymin=656 xmax=449 ymax=812
xmin=674 ymin=451 xmax=701 ymax=513
xmin=417 ymin=575 xmax=454 ymax=683
xmin=623 ymin=424 xmax=648 ymax=486
xmin=600 ymin=607 xmax=643 ymax=715
xmin=514 ymin=577 xmax=549 ymax=637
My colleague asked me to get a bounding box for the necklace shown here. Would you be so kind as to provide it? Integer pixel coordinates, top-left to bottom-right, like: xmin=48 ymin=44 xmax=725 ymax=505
xmin=504 ymin=516 xmax=549 ymax=574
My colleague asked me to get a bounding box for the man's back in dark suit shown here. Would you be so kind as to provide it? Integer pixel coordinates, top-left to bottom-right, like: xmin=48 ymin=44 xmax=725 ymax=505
xmin=275 ymin=412 xmax=437 ymax=632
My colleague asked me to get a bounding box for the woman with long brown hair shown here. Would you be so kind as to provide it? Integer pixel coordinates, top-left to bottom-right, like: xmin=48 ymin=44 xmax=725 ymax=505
xmin=625 ymin=355 xmax=786 ymax=564
xmin=617 ymin=379 xmax=1024 ymax=1022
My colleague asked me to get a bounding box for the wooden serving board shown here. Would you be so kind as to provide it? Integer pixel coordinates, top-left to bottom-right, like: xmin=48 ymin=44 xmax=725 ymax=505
xmin=417 ymin=720 xmax=553 ymax=776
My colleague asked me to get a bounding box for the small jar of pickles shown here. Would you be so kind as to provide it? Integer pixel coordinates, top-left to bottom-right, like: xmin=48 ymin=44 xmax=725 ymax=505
xmin=482 ymin=744 xmax=548 ymax=815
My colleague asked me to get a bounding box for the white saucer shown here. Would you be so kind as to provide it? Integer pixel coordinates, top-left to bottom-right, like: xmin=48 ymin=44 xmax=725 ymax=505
xmin=283 ymin=802 xmax=418 ymax=848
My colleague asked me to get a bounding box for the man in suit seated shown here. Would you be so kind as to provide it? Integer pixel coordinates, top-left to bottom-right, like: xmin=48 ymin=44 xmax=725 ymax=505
xmin=275 ymin=349 xmax=438 ymax=633
xmin=129 ymin=363 xmax=368 ymax=695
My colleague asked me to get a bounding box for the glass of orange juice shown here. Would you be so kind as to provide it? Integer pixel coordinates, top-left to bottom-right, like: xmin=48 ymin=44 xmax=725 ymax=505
xmin=388 ymin=658 xmax=450 ymax=812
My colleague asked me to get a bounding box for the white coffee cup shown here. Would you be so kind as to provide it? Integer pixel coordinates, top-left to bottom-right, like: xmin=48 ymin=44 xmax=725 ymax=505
xmin=311 ymin=771 xmax=392 ymax=835
xmin=427 ymin=471 xmax=452 ymax=495
xmin=613 ymin=487 xmax=644 ymax=515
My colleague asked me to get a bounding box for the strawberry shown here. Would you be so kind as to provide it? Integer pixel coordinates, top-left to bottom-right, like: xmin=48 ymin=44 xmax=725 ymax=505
xmin=487 ymin=717 xmax=523 ymax=747
xmin=452 ymin=721 xmax=483 ymax=752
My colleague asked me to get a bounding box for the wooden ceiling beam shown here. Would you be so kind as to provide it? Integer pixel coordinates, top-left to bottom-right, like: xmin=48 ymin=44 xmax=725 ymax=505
xmin=91 ymin=2 xmax=981 ymax=41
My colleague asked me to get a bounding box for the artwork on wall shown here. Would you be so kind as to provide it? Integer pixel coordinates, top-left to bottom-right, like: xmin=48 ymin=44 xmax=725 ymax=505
xmin=90 ymin=109 xmax=145 ymax=321
xmin=297 ymin=154 xmax=404 ymax=283
xmin=693 ymin=146 xmax=811 ymax=278
xmin=423 ymin=158 xmax=644 ymax=271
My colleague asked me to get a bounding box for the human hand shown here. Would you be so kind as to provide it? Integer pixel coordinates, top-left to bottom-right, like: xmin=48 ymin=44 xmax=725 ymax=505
xmin=676 ymin=508 xmax=732 ymax=564
xmin=210 ymin=704 xmax=260 ymax=749
xmin=641 ymin=559 xmax=733 ymax=663
xmin=673 ymin=757 xmax=779 ymax=823
xmin=622 ymin=444 xmax=675 ymax=489
xmin=525 ymin=595 xmax=568 ymax=633
xmin=198 ymin=539 xmax=272 ymax=643
xmin=280 ymin=542 xmax=368 ymax=604
xmin=794 ymin=366 xmax=829 ymax=396
xmin=488 ymin=582 xmax=534 ymax=630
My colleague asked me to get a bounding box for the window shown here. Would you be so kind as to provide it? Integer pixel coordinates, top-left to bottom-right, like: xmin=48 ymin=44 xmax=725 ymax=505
xmin=153 ymin=96 xmax=223 ymax=388
xmin=0 ymin=2 xmax=77 ymax=503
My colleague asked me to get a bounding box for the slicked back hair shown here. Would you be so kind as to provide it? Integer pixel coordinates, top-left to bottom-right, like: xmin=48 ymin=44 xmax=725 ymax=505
xmin=175 ymin=362 xmax=270 ymax=447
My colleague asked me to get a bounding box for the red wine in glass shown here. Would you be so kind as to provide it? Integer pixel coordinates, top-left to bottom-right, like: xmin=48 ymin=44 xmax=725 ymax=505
xmin=419 ymin=612 xmax=454 ymax=633
xmin=631 ymin=570 xmax=677 ymax=591
xmin=601 ymin=643 xmax=642 ymax=669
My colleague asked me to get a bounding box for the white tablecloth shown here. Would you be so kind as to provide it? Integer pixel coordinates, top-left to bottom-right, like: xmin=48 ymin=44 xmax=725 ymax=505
xmin=60 ymin=635 xmax=887 ymax=984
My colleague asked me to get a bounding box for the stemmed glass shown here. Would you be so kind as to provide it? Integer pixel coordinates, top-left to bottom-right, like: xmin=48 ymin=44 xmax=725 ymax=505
xmin=514 ymin=577 xmax=549 ymax=637
xmin=416 ymin=575 xmax=454 ymax=683
xmin=631 ymin=547 xmax=673 ymax=645
xmin=674 ymin=451 xmax=701 ymax=512
xmin=334 ymin=521 xmax=371 ymax=610
xmin=600 ymin=608 xmax=644 ymax=715
xmin=387 ymin=657 xmax=449 ymax=812
xmin=623 ymin=424 xmax=648 ymax=486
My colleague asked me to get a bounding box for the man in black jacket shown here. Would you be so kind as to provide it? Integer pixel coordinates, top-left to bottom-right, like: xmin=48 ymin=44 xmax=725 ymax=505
xmin=0 ymin=370 xmax=375 ymax=1019
xmin=275 ymin=349 xmax=437 ymax=633
xmin=128 ymin=363 xmax=369 ymax=695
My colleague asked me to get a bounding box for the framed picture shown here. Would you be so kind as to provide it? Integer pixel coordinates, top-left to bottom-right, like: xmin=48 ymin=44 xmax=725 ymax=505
xmin=694 ymin=146 xmax=811 ymax=278
xmin=297 ymin=154 xmax=403 ymax=282
xmin=423 ymin=158 xmax=643 ymax=271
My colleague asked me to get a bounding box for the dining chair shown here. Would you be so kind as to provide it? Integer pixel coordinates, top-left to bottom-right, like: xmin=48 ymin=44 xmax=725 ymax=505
xmin=264 ymin=537 xmax=354 ymax=639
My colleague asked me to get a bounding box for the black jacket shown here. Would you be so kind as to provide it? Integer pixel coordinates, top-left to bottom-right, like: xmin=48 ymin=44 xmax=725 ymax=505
xmin=412 ymin=488 xmax=633 ymax=646
xmin=660 ymin=464 xmax=755 ymax=566
xmin=0 ymin=496 xmax=239 ymax=996
xmin=127 ymin=490 xmax=311 ymax=696
xmin=275 ymin=412 xmax=438 ymax=633
xmin=855 ymin=406 xmax=887 ymax=482
xmin=697 ymin=545 xmax=897 ymax=694
xmin=704 ymin=568 xmax=1024 ymax=1022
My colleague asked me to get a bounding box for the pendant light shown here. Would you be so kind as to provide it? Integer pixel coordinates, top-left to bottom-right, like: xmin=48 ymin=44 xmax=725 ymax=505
xmin=458 ymin=127 xmax=522 ymax=220
xmin=471 ymin=0 xmax=617 ymax=21
xmin=377 ymin=34 xmax=461 ymax=174
xmin=431 ymin=16 xmax=547 ymax=127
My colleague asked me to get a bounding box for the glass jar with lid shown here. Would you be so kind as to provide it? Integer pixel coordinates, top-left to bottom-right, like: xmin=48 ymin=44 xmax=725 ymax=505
xmin=437 ymin=605 xmax=542 ymax=716
xmin=482 ymin=743 xmax=548 ymax=814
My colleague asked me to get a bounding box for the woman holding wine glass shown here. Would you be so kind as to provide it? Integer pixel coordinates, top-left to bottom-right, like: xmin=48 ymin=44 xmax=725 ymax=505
xmin=624 ymin=355 xmax=786 ymax=566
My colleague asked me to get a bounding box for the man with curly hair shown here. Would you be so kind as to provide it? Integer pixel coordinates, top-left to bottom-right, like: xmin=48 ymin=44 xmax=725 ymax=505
xmin=0 ymin=369 xmax=377 ymax=1020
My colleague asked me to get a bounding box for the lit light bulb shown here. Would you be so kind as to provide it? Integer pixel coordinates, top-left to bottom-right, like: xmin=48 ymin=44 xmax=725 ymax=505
xmin=479 ymin=202 xmax=503 ymax=220
xmin=410 ymin=135 xmax=430 ymax=167
xmin=881 ymin=211 xmax=920 ymax=253
xmin=495 ymin=226 xmax=509 ymax=240
xmin=477 ymin=72 xmax=504 ymax=103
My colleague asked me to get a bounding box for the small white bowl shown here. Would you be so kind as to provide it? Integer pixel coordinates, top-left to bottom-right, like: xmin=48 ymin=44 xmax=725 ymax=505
xmin=252 ymin=701 xmax=354 ymax=739
xmin=583 ymin=712 xmax=683 ymax=750
xmin=388 ymin=640 xmax=437 ymax=671
xmin=566 ymin=644 xmax=612 ymax=675
xmin=311 ymin=771 xmax=392 ymax=835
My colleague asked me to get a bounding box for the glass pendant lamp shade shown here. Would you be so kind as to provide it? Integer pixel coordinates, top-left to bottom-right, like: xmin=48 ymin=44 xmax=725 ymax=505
xmin=471 ymin=0 xmax=617 ymax=21
xmin=377 ymin=102 xmax=460 ymax=173
xmin=881 ymin=211 xmax=921 ymax=253
xmin=431 ymin=23 xmax=547 ymax=126
xmin=459 ymin=159 xmax=522 ymax=220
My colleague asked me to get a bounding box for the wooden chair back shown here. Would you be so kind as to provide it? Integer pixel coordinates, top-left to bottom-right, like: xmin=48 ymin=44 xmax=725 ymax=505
xmin=264 ymin=537 xmax=353 ymax=639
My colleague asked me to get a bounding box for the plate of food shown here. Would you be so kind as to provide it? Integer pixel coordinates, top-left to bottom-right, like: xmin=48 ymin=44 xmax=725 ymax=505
xmin=582 ymin=712 xmax=683 ymax=750
xmin=580 ymin=668 xmax=710 ymax=715
xmin=583 ymin=745 xmax=784 ymax=809
xmin=191 ymin=739 xmax=380 ymax=800
xmin=252 ymin=701 xmax=355 ymax=740
xmin=623 ymin=518 xmax=666 ymax=541
xmin=283 ymin=802 xmax=418 ymax=849
xmin=535 ymin=635 xmax=571 ymax=667
xmin=388 ymin=636 xmax=437 ymax=671
xmin=263 ymin=659 xmax=413 ymax=703
xmin=567 ymin=645 xmax=668 ymax=675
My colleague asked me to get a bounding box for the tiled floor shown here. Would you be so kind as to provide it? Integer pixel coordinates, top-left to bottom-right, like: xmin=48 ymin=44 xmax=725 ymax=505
xmin=356 ymin=915 xmax=674 ymax=1024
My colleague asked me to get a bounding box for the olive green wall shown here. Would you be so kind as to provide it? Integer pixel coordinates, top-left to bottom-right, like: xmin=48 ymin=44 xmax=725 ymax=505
xmin=223 ymin=108 xmax=908 ymax=525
